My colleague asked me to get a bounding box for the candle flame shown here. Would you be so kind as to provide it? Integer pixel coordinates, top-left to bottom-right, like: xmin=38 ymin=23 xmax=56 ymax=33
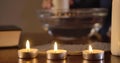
xmin=89 ymin=45 xmax=93 ymax=53
xmin=54 ymin=42 xmax=58 ymax=51
xmin=26 ymin=40 xmax=30 ymax=51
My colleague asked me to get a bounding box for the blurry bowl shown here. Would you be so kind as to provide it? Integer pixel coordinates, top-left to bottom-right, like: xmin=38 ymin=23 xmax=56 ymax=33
xmin=38 ymin=8 xmax=107 ymax=42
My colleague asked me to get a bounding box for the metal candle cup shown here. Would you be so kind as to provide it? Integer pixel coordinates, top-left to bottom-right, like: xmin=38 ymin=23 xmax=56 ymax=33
xmin=82 ymin=49 xmax=104 ymax=60
xmin=82 ymin=45 xmax=104 ymax=60
xmin=18 ymin=49 xmax=38 ymax=59
xmin=47 ymin=49 xmax=67 ymax=60
xmin=47 ymin=42 xmax=67 ymax=60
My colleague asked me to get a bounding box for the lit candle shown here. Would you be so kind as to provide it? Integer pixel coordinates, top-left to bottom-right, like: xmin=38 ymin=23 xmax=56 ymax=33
xmin=82 ymin=45 xmax=104 ymax=60
xmin=26 ymin=40 xmax=30 ymax=52
xmin=47 ymin=42 xmax=67 ymax=60
xmin=54 ymin=42 xmax=58 ymax=52
xmin=89 ymin=45 xmax=93 ymax=53
xmin=18 ymin=40 xmax=38 ymax=59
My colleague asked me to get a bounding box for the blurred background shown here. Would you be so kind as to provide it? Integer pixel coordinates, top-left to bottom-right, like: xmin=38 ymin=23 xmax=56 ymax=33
xmin=0 ymin=0 xmax=111 ymax=47
xmin=0 ymin=0 xmax=51 ymax=47
xmin=0 ymin=0 xmax=43 ymax=33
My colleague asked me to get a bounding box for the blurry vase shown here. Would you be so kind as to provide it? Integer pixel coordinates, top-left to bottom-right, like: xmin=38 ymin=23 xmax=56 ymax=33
xmin=111 ymin=0 xmax=120 ymax=56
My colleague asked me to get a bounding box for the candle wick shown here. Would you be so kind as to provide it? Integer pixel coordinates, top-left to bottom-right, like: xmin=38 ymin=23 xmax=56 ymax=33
xmin=54 ymin=42 xmax=58 ymax=53
xmin=90 ymin=51 xmax=93 ymax=53
xmin=26 ymin=40 xmax=30 ymax=52
xmin=54 ymin=50 xmax=57 ymax=53
xmin=26 ymin=48 xmax=30 ymax=52
xmin=89 ymin=45 xmax=93 ymax=53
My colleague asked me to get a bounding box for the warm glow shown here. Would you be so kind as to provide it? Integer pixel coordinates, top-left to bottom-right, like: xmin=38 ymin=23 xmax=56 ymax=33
xmin=88 ymin=45 xmax=93 ymax=53
xmin=54 ymin=42 xmax=58 ymax=51
xmin=26 ymin=40 xmax=30 ymax=51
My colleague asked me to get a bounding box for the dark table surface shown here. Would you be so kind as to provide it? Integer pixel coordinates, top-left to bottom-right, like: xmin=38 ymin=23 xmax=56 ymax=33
xmin=0 ymin=48 xmax=120 ymax=63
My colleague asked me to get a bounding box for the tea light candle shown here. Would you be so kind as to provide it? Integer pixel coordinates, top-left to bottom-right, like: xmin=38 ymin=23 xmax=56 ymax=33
xmin=18 ymin=40 xmax=38 ymax=59
xmin=82 ymin=45 xmax=104 ymax=60
xmin=47 ymin=42 xmax=67 ymax=60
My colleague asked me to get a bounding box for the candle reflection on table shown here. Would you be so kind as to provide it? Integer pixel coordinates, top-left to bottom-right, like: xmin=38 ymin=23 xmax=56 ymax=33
xmin=83 ymin=60 xmax=104 ymax=63
xmin=47 ymin=59 xmax=66 ymax=63
xmin=18 ymin=58 xmax=38 ymax=63
xmin=111 ymin=55 xmax=120 ymax=63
